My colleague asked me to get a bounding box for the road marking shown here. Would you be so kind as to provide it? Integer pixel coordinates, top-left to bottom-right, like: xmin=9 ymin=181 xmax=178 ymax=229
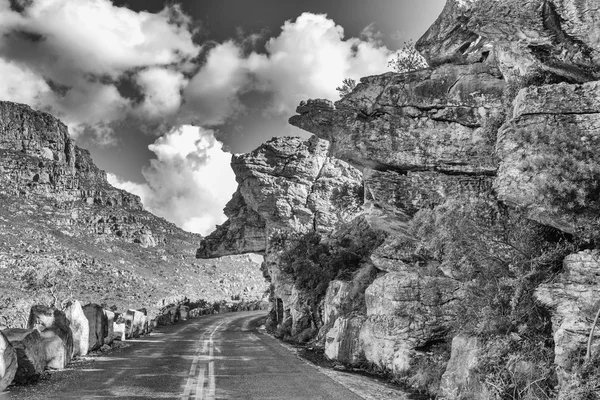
xmin=194 ymin=365 xmax=206 ymax=400
xmin=182 ymin=319 xmax=229 ymax=400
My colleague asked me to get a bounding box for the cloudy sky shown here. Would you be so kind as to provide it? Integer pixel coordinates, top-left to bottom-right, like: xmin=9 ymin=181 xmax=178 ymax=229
xmin=0 ymin=0 xmax=445 ymax=235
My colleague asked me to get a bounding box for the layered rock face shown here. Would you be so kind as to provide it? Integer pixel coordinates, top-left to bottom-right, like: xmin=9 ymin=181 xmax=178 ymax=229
xmin=198 ymin=136 xmax=363 ymax=334
xmin=535 ymin=251 xmax=600 ymax=386
xmin=416 ymin=0 xmax=600 ymax=82
xmin=199 ymin=0 xmax=600 ymax=397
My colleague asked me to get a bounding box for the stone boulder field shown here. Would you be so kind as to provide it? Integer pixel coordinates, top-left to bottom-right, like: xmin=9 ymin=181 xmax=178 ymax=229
xmin=0 ymin=100 xmax=269 ymax=331
xmin=198 ymin=0 xmax=600 ymax=398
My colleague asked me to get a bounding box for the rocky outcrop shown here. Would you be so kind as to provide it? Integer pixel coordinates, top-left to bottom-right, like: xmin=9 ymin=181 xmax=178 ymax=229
xmin=231 ymin=136 xmax=362 ymax=234
xmin=196 ymin=192 xmax=267 ymax=257
xmin=0 ymin=331 xmax=17 ymax=392
xmin=495 ymin=81 xmax=600 ymax=233
xmin=359 ymin=272 xmax=461 ymax=374
xmin=198 ymin=136 xmax=364 ymax=335
xmin=535 ymin=250 xmax=600 ymax=386
xmin=439 ymin=335 xmax=484 ymax=399
xmin=324 ymin=316 xmax=365 ymax=365
xmin=2 ymin=329 xmax=46 ymax=384
xmin=416 ymin=0 xmax=600 ymax=82
xmin=289 ymin=62 xmax=504 ymax=174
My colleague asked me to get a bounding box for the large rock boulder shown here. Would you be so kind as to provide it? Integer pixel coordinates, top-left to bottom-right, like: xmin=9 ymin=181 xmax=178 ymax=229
xmin=359 ymin=271 xmax=461 ymax=374
xmin=2 ymin=329 xmax=46 ymax=384
xmin=324 ymin=316 xmax=365 ymax=365
xmin=82 ymin=304 xmax=108 ymax=351
xmin=495 ymin=81 xmax=600 ymax=233
xmin=27 ymin=306 xmax=73 ymax=369
xmin=322 ymin=281 xmax=353 ymax=328
xmin=439 ymin=335 xmax=484 ymax=399
xmin=230 ymin=136 xmax=363 ymax=234
xmin=416 ymin=0 xmax=600 ymax=82
xmin=535 ymin=250 xmax=600 ymax=388
xmin=62 ymin=300 xmax=89 ymax=357
xmin=0 ymin=331 xmax=17 ymax=392
xmin=125 ymin=309 xmax=145 ymax=338
xmin=289 ymin=63 xmax=504 ymax=175
xmin=103 ymin=310 xmax=115 ymax=345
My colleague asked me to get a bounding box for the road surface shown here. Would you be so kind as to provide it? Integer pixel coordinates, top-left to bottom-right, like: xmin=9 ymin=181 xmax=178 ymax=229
xmin=3 ymin=311 xmax=412 ymax=400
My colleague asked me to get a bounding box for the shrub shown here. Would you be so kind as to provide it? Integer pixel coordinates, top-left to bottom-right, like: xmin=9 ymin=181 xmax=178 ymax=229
xmin=410 ymin=197 xmax=575 ymax=398
xmin=336 ymin=78 xmax=356 ymax=98
xmin=279 ymin=221 xmax=384 ymax=310
xmin=388 ymin=40 xmax=429 ymax=73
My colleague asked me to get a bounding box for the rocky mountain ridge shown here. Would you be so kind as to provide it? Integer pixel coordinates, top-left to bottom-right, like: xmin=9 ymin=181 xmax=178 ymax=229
xmin=0 ymin=101 xmax=268 ymax=330
xmin=198 ymin=1 xmax=600 ymax=398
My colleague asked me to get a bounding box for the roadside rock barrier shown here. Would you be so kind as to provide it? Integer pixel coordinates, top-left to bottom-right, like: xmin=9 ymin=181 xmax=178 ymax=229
xmin=178 ymin=305 xmax=189 ymax=321
xmin=103 ymin=310 xmax=115 ymax=345
xmin=27 ymin=306 xmax=73 ymax=369
xmin=83 ymin=304 xmax=108 ymax=351
xmin=2 ymin=329 xmax=46 ymax=384
xmin=62 ymin=300 xmax=89 ymax=357
xmin=126 ymin=309 xmax=144 ymax=338
xmin=0 ymin=331 xmax=17 ymax=392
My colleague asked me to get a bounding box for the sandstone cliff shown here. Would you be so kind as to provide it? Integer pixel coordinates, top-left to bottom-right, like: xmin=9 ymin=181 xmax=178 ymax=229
xmin=0 ymin=101 xmax=268 ymax=329
xmin=199 ymin=1 xmax=600 ymax=398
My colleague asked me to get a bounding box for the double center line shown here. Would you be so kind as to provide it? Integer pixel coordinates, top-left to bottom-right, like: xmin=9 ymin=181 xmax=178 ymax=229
xmin=181 ymin=321 xmax=225 ymax=400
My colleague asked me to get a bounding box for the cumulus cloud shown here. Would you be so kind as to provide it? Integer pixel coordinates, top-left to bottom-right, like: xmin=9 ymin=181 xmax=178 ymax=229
xmin=181 ymin=41 xmax=251 ymax=126
xmin=181 ymin=12 xmax=397 ymax=121
xmin=135 ymin=68 xmax=188 ymax=119
xmin=0 ymin=0 xmax=200 ymax=140
xmin=108 ymin=125 xmax=237 ymax=236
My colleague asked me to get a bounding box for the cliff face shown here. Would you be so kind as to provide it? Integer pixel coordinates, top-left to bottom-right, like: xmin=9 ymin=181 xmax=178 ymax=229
xmin=198 ymin=0 xmax=600 ymax=398
xmin=198 ymin=136 xmax=364 ymax=335
xmin=0 ymin=101 xmax=268 ymax=329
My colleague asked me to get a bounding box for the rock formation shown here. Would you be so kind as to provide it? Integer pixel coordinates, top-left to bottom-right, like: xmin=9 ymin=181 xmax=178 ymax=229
xmin=198 ymin=136 xmax=364 ymax=335
xmin=198 ymin=0 xmax=600 ymax=398
xmin=62 ymin=300 xmax=89 ymax=357
xmin=3 ymin=329 xmax=46 ymax=384
xmin=0 ymin=331 xmax=17 ymax=392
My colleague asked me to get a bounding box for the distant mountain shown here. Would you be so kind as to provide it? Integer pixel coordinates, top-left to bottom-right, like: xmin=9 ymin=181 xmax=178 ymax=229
xmin=0 ymin=101 xmax=267 ymax=329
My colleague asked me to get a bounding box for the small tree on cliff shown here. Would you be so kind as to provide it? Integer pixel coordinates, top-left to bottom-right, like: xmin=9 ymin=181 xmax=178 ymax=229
xmin=336 ymin=78 xmax=356 ymax=98
xmin=388 ymin=40 xmax=429 ymax=73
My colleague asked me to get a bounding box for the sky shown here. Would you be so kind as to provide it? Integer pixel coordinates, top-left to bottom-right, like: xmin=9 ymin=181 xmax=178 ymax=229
xmin=0 ymin=0 xmax=445 ymax=235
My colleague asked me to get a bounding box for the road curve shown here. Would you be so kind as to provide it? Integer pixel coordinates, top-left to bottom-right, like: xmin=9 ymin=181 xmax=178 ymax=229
xmin=3 ymin=311 xmax=377 ymax=400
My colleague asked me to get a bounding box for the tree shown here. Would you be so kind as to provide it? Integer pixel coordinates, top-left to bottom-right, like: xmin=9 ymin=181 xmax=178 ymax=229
xmin=21 ymin=259 xmax=81 ymax=308
xmin=336 ymin=78 xmax=356 ymax=98
xmin=388 ymin=40 xmax=428 ymax=73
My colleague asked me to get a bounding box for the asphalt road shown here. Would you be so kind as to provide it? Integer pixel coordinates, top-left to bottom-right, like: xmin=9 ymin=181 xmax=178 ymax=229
xmin=2 ymin=311 xmax=385 ymax=400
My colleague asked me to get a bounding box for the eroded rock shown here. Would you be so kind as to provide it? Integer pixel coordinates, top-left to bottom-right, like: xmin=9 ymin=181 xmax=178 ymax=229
xmin=289 ymin=63 xmax=504 ymax=174
xmin=535 ymin=250 xmax=600 ymax=387
xmin=324 ymin=316 xmax=366 ymax=365
xmin=83 ymin=304 xmax=108 ymax=352
xmin=27 ymin=306 xmax=73 ymax=369
xmin=3 ymin=329 xmax=46 ymax=384
xmin=359 ymin=271 xmax=461 ymax=374
xmin=440 ymin=334 xmax=484 ymax=399
xmin=417 ymin=0 xmax=600 ymax=81
xmin=0 ymin=331 xmax=17 ymax=392
xmin=62 ymin=300 xmax=89 ymax=357
xmin=495 ymin=81 xmax=600 ymax=233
